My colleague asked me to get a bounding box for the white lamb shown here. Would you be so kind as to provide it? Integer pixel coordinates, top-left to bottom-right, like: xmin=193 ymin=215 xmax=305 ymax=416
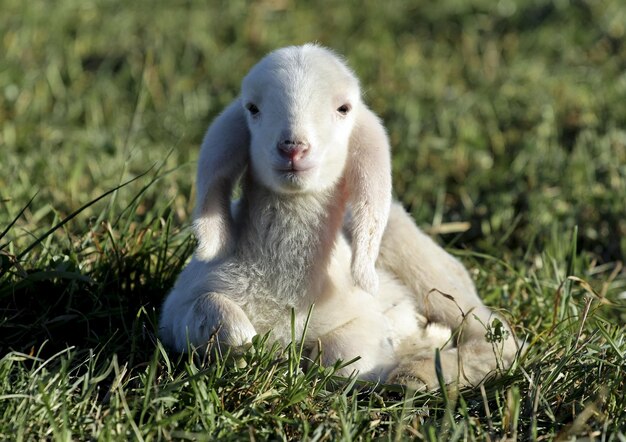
xmin=159 ymin=44 xmax=519 ymax=389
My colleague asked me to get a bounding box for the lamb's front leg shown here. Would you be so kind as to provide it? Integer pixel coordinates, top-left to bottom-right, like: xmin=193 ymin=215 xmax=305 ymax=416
xmin=160 ymin=258 xmax=257 ymax=352
xmin=182 ymin=293 xmax=256 ymax=349
xmin=312 ymin=315 xmax=396 ymax=382
xmin=165 ymin=292 xmax=257 ymax=353
xmin=309 ymin=287 xmax=398 ymax=382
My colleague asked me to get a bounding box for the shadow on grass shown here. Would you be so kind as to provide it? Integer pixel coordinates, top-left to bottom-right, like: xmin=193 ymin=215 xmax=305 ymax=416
xmin=0 ymin=170 xmax=195 ymax=361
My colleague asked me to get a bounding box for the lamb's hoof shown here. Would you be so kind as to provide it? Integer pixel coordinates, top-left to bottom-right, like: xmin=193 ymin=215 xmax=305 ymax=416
xmin=387 ymin=369 xmax=428 ymax=392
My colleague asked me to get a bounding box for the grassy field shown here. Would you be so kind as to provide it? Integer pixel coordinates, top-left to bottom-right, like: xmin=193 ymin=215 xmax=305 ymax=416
xmin=2 ymin=0 xmax=626 ymax=439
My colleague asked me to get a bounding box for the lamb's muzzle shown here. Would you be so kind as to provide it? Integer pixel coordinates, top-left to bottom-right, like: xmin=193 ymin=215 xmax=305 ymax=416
xmin=277 ymin=139 xmax=309 ymax=161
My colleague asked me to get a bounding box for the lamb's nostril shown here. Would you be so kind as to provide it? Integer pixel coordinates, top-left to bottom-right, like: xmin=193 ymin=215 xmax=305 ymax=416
xmin=277 ymin=140 xmax=309 ymax=161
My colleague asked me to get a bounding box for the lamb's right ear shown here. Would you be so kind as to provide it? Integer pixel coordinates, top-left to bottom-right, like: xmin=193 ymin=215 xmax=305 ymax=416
xmin=193 ymin=98 xmax=250 ymax=262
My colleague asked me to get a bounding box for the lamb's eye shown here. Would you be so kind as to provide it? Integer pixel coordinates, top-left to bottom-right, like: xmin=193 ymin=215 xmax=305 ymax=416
xmin=337 ymin=104 xmax=351 ymax=116
xmin=246 ymin=103 xmax=260 ymax=116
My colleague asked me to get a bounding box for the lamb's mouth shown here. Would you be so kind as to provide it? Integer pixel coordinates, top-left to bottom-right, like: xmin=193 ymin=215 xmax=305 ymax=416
xmin=275 ymin=164 xmax=314 ymax=174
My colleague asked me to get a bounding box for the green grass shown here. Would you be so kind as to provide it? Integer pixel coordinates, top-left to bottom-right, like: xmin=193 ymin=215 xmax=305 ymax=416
xmin=2 ymin=0 xmax=626 ymax=439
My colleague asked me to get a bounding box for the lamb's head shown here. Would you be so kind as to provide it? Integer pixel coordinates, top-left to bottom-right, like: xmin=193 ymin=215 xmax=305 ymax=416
xmin=241 ymin=44 xmax=361 ymax=194
xmin=194 ymin=44 xmax=391 ymax=294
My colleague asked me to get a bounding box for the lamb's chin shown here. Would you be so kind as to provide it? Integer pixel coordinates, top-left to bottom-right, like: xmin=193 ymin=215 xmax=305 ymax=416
xmin=262 ymin=160 xmax=346 ymax=195
xmin=272 ymin=171 xmax=317 ymax=194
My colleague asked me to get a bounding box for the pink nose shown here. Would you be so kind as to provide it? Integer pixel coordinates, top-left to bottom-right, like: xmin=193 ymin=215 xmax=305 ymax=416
xmin=277 ymin=139 xmax=309 ymax=162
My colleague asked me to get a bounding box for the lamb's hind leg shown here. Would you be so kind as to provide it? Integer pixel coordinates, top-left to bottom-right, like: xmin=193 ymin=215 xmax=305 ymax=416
xmin=378 ymin=202 xmax=518 ymax=388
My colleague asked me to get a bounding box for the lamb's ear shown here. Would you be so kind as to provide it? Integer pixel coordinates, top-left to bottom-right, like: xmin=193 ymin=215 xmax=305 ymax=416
xmin=345 ymin=105 xmax=392 ymax=295
xmin=193 ymin=98 xmax=250 ymax=262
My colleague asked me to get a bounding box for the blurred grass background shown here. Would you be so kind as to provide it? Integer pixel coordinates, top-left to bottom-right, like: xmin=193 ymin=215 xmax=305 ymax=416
xmin=1 ymin=0 xmax=626 ymax=439
xmin=2 ymin=0 xmax=626 ymax=259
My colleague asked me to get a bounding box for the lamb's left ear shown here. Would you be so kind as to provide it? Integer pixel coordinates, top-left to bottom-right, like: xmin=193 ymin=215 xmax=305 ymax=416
xmin=345 ymin=105 xmax=392 ymax=295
